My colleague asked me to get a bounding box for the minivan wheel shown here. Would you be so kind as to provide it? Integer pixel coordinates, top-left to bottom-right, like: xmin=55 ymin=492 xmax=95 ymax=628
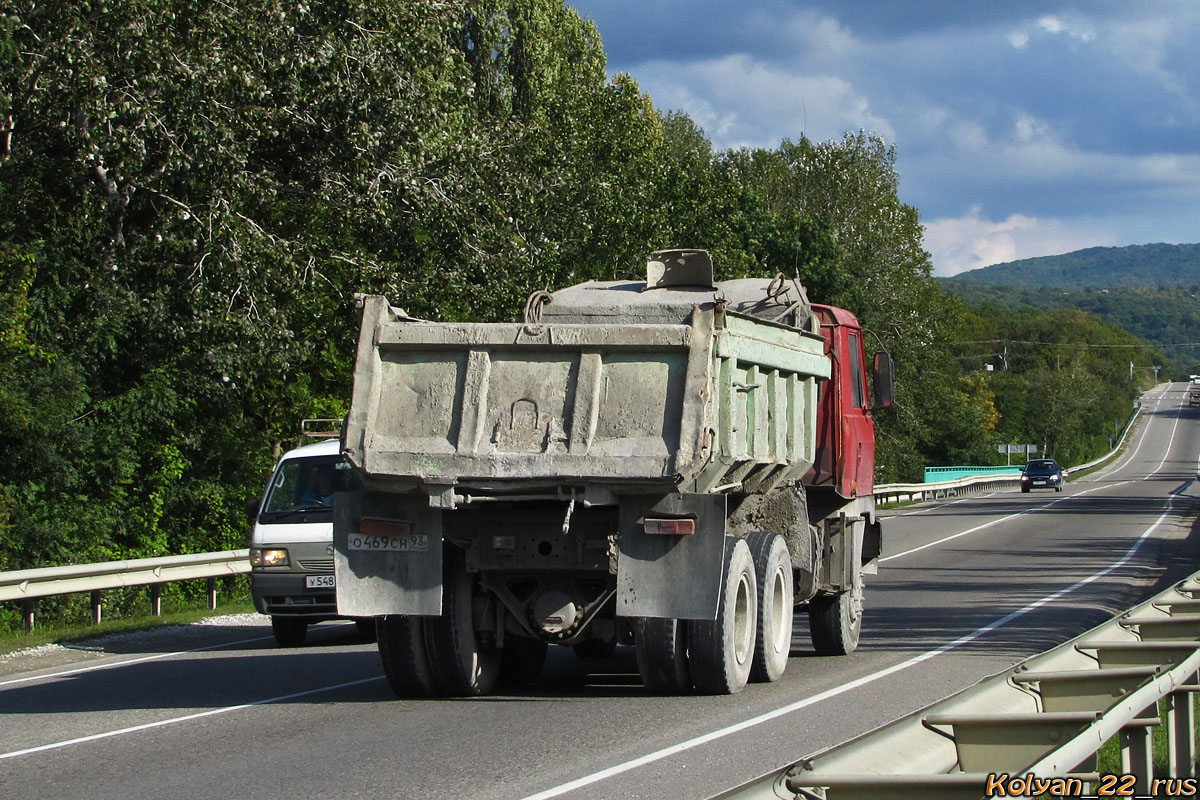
xmin=271 ymin=616 xmax=308 ymax=647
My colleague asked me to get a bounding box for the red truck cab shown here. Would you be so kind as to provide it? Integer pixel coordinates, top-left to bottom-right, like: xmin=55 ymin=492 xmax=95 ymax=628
xmin=806 ymin=304 xmax=892 ymax=499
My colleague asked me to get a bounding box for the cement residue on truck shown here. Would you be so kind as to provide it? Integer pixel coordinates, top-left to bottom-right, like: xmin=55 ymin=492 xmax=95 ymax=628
xmin=334 ymin=249 xmax=894 ymax=695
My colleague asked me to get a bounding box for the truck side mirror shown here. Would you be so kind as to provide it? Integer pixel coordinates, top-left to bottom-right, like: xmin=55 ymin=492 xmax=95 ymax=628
xmin=872 ymin=351 xmax=895 ymax=410
xmin=246 ymin=497 xmax=262 ymax=523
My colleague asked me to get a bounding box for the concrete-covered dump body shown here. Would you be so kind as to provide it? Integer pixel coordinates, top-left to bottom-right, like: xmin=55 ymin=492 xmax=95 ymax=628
xmin=334 ymin=250 xmax=880 ymax=697
xmin=341 ymin=274 xmax=830 ymax=497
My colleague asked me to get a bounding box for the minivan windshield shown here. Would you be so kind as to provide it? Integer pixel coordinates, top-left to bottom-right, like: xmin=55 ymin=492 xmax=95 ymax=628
xmin=258 ymin=455 xmax=359 ymax=522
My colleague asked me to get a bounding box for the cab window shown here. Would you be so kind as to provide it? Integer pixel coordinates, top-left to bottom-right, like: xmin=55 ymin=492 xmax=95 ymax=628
xmin=848 ymin=333 xmax=865 ymax=409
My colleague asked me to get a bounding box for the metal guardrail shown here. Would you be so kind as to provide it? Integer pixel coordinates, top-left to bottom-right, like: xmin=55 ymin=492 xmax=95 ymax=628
xmin=0 ymin=550 xmax=250 ymax=629
xmin=716 ymin=570 xmax=1200 ymax=799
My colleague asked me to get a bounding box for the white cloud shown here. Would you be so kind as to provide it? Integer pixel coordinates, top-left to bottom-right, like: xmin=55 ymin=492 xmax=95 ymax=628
xmin=628 ymin=54 xmax=894 ymax=149
xmin=923 ymin=208 xmax=1116 ymax=277
xmin=1037 ymin=15 xmax=1095 ymax=43
xmin=1013 ymin=112 xmax=1048 ymax=143
xmin=1008 ymin=13 xmax=1095 ymax=50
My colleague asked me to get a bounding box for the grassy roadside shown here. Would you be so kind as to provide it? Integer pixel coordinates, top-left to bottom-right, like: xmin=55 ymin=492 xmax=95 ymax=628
xmin=0 ymin=599 xmax=260 ymax=658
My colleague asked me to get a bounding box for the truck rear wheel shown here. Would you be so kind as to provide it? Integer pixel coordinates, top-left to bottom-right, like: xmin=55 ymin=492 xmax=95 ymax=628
xmin=689 ymin=537 xmax=757 ymax=694
xmin=423 ymin=545 xmax=501 ymax=696
xmin=377 ymin=615 xmax=439 ymax=697
xmin=634 ymin=618 xmax=691 ymax=694
xmin=271 ymin=616 xmax=308 ymax=647
xmin=746 ymin=532 xmax=793 ymax=682
xmin=808 ymin=579 xmax=863 ymax=656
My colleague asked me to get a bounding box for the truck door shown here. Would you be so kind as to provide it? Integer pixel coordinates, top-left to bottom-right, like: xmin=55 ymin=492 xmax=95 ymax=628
xmin=807 ymin=305 xmax=877 ymax=499
xmin=839 ymin=329 xmax=875 ymax=497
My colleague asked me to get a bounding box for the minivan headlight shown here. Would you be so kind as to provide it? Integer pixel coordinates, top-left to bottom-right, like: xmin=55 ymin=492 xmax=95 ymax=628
xmin=249 ymin=548 xmax=289 ymax=567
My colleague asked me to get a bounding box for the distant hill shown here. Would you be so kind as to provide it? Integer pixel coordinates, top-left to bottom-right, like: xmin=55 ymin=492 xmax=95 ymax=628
xmin=943 ymin=243 xmax=1200 ymax=289
xmin=940 ymin=242 xmax=1200 ymax=377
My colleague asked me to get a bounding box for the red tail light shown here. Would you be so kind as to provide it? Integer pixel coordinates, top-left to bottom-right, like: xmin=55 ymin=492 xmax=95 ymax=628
xmin=644 ymin=518 xmax=696 ymax=535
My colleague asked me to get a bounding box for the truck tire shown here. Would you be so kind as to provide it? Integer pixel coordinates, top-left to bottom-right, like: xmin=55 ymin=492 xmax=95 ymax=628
xmin=423 ymin=545 xmax=502 ymax=696
xmin=498 ymin=637 xmax=548 ymax=688
xmin=377 ymin=615 xmax=439 ymax=698
xmin=634 ymin=617 xmax=691 ymax=694
xmin=689 ymin=537 xmax=757 ymax=694
xmin=271 ymin=616 xmax=308 ymax=647
xmin=808 ymin=579 xmax=863 ymax=656
xmin=746 ymin=531 xmax=793 ymax=682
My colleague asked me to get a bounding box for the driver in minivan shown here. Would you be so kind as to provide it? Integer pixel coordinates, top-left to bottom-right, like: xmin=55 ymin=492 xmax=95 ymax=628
xmin=301 ymin=464 xmax=337 ymax=506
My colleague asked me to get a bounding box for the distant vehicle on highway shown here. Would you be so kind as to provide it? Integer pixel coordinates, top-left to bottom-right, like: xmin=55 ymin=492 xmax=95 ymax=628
xmin=1020 ymin=458 xmax=1063 ymax=493
xmin=1189 ymin=390 xmax=1200 ymax=407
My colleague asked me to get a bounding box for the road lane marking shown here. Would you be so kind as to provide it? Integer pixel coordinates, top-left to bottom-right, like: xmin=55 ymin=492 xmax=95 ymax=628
xmin=1144 ymin=399 xmax=1182 ymax=480
xmin=0 ymin=675 xmax=385 ymax=761
xmin=883 ymin=386 xmax=1183 ymax=563
xmin=880 ymin=491 xmax=1004 ymax=520
xmin=519 ymin=491 xmax=1182 ymax=800
xmin=0 ymin=634 xmax=277 ymax=689
xmin=0 ymin=621 xmax=359 ymax=689
xmin=879 ymin=481 xmax=1127 ymax=563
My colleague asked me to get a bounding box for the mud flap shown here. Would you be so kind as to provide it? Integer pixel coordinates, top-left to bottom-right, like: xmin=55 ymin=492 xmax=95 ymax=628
xmin=616 ymin=493 xmax=727 ymax=620
xmin=334 ymin=490 xmax=443 ymax=616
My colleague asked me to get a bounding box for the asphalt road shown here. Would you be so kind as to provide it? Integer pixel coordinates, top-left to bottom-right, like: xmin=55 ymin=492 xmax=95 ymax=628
xmin=2 ymin=384 xmax=1198 ymax=800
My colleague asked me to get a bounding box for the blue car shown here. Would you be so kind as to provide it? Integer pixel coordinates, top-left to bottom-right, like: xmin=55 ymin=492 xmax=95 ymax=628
xmin=1021 ymin=459 xmax=1063 ymax=493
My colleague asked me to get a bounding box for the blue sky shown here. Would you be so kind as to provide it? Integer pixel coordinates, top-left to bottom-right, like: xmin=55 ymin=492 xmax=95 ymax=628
xmin=566 ymin=1 xmax=1200 ymax=276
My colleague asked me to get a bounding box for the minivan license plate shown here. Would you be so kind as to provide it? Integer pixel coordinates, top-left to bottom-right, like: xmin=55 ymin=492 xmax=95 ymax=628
xmin=306 ymin=574 xmax=335 ymax=589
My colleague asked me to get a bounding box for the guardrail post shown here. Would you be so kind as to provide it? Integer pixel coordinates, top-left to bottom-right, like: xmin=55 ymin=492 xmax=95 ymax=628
xmin=150 ymin=583 xmax=162 ymax=616
xmin=207 ymin=577 xmax=217 ymax=610
xmin=22 ymin=598 xmax=35 ymax=631
xmin=1167 ymin=682 xmax=1199 ymax=777
xmin=91 ymin=590 xmax=103 ymax=624
xmin=1120 ymin=709 xmax=1159 ymax=793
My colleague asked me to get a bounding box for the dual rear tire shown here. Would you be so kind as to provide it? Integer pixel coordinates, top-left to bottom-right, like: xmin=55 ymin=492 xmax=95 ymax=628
xmin=378 ymin=545 xmax=502 ymax=698
xmin=635 ymin=532 xmax=795 ymax=695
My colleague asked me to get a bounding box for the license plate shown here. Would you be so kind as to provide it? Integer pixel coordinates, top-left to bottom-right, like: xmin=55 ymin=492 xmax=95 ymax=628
xmin=347 ymin=532 xmax=429 ymax=552
xmin=306 ymin=574 xmax=335 ymax=589
xmin=1032 ymin=480 xmax=1046 ymax=486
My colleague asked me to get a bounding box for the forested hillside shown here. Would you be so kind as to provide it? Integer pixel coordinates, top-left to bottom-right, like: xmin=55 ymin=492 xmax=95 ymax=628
xmin=944 ymin=243 xmax=1200 ymax=289
xmin=945 ymin=284 xmax=1200 ymax=377
xmin=0 ymin=1 xmax=1154 ymax=629
xmin=949 ymin=305 xmax=1162 ymax=466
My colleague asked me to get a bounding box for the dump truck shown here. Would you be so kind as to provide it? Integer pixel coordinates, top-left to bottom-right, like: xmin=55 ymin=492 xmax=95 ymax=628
xmin=333 ymin=249 xmax=894 ymax=696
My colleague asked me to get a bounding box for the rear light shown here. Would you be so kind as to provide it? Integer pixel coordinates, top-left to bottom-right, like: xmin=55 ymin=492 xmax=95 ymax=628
xmin=643 ymin=518 xmax=696 ymax=535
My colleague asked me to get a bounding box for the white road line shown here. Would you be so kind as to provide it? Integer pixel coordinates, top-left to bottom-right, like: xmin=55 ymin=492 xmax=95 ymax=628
xmin=0 ymin=675 xmax=385 ymax=761
xmin=0 ymin=621 xmax=359 ymax=689
xmin=519 ymin=492 xmax=1181 ymax=800
xmin=0 ymin=633 xmax=277 ymax=688
xmin=882 ymin=387 xmax=1181 ymax=563
xmin=879 ymin=481 xmax=1126 ymax=564
xmin=1145 ymin=400 xmax=1182 ymax=480
xmin=880 ymin=491 xmax=1002 ymax=520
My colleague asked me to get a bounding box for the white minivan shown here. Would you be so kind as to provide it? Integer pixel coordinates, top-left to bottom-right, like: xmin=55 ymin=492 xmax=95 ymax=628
xmin=248 ymin=435 xmax=367 ymax=646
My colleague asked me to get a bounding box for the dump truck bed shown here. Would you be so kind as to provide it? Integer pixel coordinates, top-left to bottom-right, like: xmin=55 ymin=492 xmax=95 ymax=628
xmin=344 ymin=287 xmax=830 ymax=495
